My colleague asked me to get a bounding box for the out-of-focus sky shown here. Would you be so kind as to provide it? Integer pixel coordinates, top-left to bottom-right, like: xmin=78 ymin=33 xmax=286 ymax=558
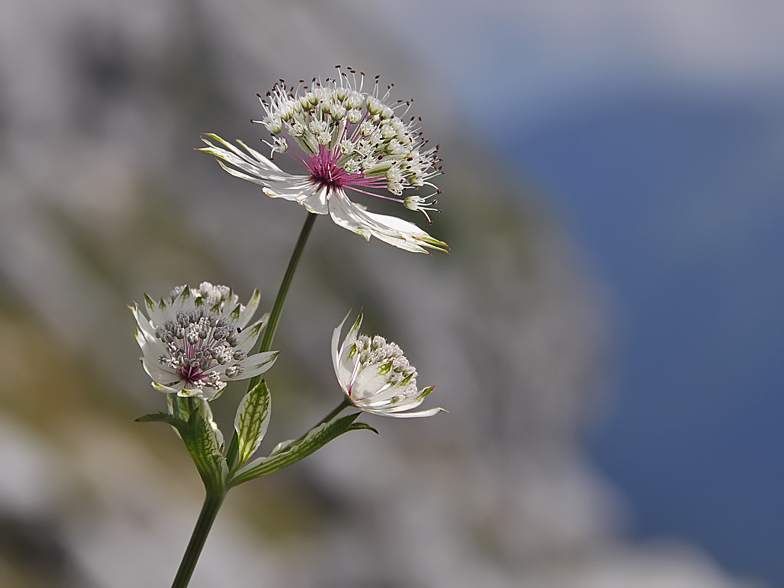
xmin=347 ymin=0 xmax=784 ymax=126
xmin=343 ymin=1 xmax=784 ymax=585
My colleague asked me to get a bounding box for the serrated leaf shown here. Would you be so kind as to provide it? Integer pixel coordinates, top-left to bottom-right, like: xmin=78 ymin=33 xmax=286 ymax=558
xmin=229 ymin=412 xmax=368 ymax=487
xmin=233 ymin=380 xmax=271 ymax=467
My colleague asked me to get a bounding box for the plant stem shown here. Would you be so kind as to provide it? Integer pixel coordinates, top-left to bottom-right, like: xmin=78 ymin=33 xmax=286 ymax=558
xmin=259 ymin=212 xmax=317 ymax=354
xmin=227 ymin=212 xmax=317 ymax=468
xmin=170 ymin=492 xmax=226 ymax=588
xmin=171 ymin=213 xmax=318 ymax=586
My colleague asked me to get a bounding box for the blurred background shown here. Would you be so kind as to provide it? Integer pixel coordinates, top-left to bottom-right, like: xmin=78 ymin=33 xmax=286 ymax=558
xmin=0 ymin=0 xmax=781 ymax=586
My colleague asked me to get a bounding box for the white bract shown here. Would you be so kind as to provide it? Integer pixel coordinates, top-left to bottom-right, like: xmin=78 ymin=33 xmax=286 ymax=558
xmin=199 ymin=67 xmax=448 ymax=254
xmin=132 ymin=282 xmax=278 ymax=401
xmin=332 ymin=313 xmax=444 ymax=418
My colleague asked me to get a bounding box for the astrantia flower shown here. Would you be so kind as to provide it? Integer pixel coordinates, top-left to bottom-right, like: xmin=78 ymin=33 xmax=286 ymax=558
xmin=332 ymin=313 xmax=444 ymax=418
xmin=132 ymin=282 xmax=278 ymax=401
xmin=199 ymin=67 xmax=448 ymax=254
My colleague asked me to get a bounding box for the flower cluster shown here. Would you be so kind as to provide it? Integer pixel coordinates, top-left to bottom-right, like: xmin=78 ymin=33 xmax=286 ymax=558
xmin=200 ymin=67 xmax=448 ymax=254
xmin=131 ymin=68 xmax=447 ymax=588
xmin=132 ymin=282 xmax=277 ymax=401
xmin=333 ymin=314 xmax=444 ymax=418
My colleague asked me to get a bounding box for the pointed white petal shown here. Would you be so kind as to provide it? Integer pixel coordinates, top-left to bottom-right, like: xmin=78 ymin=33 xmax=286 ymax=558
xmin=234 ymin=318 xmax=266 ymax=354
xmin=327 ymin=190 xmax=373 ymax=241
xmin=365 ymin=406 xmax=445 ymax=418
xmin=328 ymin=190 xmax=448 ymax=253
xmin=189 ymin=384 xmax=223 ymax=402
xmin=201 ymin=135 xmax=308 ymax=187
xmin=152 ymin=381 xmax=183 ymax=394
xmin=263 ymin=181 xmax=328 ymax=214
xmin=363 ymin=210 xmax=449 ymax=253
xmin=142 ymin=361 xmax=180 ymax=388
xmin=171 ymin=286 xmax=194 ymax=313
xmin=234 ymin=139 xmax=285 ymax=174
xmin=351 ymin=368 xmax=394 ymax=401
xmin=225 ymin=351 xmax=279 ymax=380
xmin=201 ymin=134 xmax=285 ymax=176
xmin=369 ymin=393 xmax=425 ymax=412
xmin=331 ymin=315 xmax=349 ymax=380
xmin=131 ymin=305 xmax=157 ymax=340
xmin=141 ymin=292 xmax=174 ymax=328
xmin=359 ymin=380 xmax=415 ymax=406
xmin=344 ymin=313 xmax=363 ymax=351
xmin=202 ymin=134 xmax=331 ymax=214
xmin=136 ymin=328 xmax=167 ymax=361
xmin=333 ymin=313 xmax=363 ymax=392
xmin=238 ymin=289 xmax=261 ymax=328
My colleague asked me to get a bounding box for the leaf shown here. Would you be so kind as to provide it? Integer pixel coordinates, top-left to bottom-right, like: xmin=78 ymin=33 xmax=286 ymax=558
xmin=136 ymin=412 xmax=182 ymax=425
xmin=197 ymin=398 xmax=225 ymax=451
xmin=181 ymin=409 xmax=228 ymax=495
xmin=229 ymin=412 xmax=368 ymax=487
xmin=233 ymin=380 xmax=271 ymax=467
xmin=348 ymin=422 xmax=379 ymax=435
xmin=168 ymin=395 xmax=192 ymax=421
xmin=270 ymin=439 xmax=295 ymax=456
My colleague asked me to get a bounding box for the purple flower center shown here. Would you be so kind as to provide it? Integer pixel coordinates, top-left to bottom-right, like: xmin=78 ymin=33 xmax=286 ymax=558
xmin=178 ymin=363 xmax=209 ymax=385
xmin=304 ymin=146 xmax=386 ymax=193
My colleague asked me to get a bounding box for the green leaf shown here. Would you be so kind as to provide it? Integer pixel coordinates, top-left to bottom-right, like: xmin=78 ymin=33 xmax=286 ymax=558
xmin=135 ymin=412 xmax=182 ymax=425
xmin=182 ymin=408 xmax=228 ymax=495
xmin=168 ymin=395 xmax=192 ymax=421
xmin=229 ymin=412 xmax=367 ymax=487
xmin=269 ymin=439 xmax=295 ymax=456
xmin=233 ymin=380 xmax=271 ymax=468
xmin=348 ymin=422 xmax=379 ymax=435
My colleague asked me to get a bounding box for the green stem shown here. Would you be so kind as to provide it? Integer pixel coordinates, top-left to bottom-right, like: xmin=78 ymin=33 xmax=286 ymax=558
xmin=171 ymin=213 xmax=318 ymax=586
xmin=170 ymin=492 xmax=225 ymax=588
xmin=260 ymin=211 xmax=317 ymax=355
xmin=227 ymin=212 xmax=317 ymax=468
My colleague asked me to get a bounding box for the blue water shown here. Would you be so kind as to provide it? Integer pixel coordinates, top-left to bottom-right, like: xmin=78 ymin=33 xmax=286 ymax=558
xmin=496 ymin=99 xmax=784 ymax=585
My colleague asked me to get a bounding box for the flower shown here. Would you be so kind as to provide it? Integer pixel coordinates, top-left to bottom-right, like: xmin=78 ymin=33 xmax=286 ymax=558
xmin=332 ymin=313 xmax=444 ymax=418
xmin=132 ymin=282 xmax=278 ymax=401
xmin=199 ymin=67 xmax=448 ymax=254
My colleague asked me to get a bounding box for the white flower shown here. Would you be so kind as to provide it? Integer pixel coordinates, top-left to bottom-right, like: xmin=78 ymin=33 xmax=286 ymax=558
xmin=132 ymin=282 xmax=278 ymax=401
xmin=199 ymin=67 xmax=448 ymax=254
xmin=332 ymin=313 xmax=444 ymax=418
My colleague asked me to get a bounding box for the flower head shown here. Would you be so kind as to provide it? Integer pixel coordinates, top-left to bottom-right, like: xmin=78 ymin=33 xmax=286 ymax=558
xmin=132 ymin=282 xmax=278 ymax=401
xmin=332 ymin=313 xmax=444 ymax=418
xmin=199 ymin=67 xmax=448 ymax=254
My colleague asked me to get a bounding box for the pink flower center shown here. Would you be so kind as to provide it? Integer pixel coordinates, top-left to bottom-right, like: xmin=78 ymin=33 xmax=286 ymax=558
xmin=178 ymin=362 xmax=210 ymax=385
xmin=304 ymin=146 xmax=386 ymax=193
